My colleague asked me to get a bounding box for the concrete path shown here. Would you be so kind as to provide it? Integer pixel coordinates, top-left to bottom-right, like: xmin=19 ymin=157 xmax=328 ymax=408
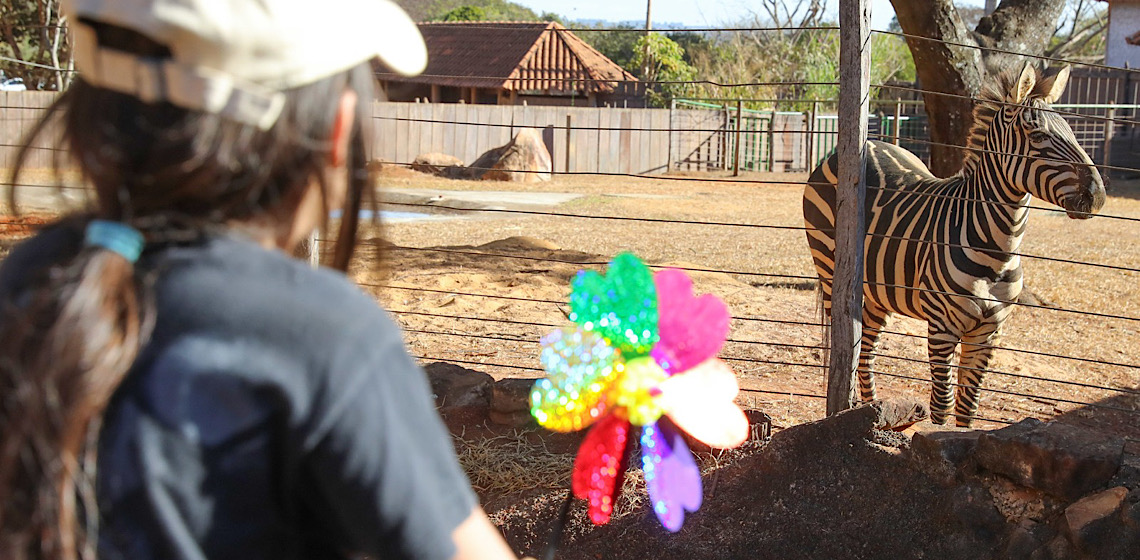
xmin=377 ymin=187 xmax=582 ymax=212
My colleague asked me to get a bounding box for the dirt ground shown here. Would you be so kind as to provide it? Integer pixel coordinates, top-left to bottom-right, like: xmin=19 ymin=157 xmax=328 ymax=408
xmin=3 ymin=167 xmax=1140 ymax=555
xmin=353 ymin=167 xmax=1140 ymax=555
xmin=347 ymin=168 xmax=1140 ymax=434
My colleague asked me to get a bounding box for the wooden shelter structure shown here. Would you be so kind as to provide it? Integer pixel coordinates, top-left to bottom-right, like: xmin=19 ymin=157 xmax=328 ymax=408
xmin=377 ymin=21 xmax=641 ymax=107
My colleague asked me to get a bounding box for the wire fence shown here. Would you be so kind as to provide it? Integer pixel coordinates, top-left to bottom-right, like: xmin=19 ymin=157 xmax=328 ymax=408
xmin=1 ymin=23 xmax=1139 ymax=437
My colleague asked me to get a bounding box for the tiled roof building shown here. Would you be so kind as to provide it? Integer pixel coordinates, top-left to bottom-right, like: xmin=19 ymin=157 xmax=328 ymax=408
xmin=377 ymin=21 xmax=642 ymax=106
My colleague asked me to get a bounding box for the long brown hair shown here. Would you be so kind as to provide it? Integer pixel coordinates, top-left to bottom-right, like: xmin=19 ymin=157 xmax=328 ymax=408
xmin=0 ymin=23 xmax=376 ymax=560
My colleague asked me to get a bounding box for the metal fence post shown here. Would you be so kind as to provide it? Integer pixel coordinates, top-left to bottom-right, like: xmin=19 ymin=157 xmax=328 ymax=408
xmin=767 ymin=111 xmax=776 ymax=172
xmin=893 ymin=100 xmax=903 ymax=146
xmin=807 ymin=100 xmax=818 ymax=170
xmin=828 ymin=0 xmax=871 ymax=416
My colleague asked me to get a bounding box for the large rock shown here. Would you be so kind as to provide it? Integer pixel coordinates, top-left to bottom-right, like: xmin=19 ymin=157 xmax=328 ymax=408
xmin=972 ymin=419 xmax=1124 ymax=501
xmin=410 ymin=152 xmax=465 ymax=177
xmin=1062 ymin=487 xmax=1129 ymax=549
xmin=469 ymin=128 xmax=552 ymax=182
xmin=911 ymin=426 xmax=983 ymax=481
xmin=423 ymin=362 xmax=492 ymax=419
xmin=489 ymin=378 xmax=536 ymax=427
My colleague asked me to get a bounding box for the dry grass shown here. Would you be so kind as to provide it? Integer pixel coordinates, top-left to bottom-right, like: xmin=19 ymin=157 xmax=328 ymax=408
xmin=453 ymin=428 xmax=574 ymax=497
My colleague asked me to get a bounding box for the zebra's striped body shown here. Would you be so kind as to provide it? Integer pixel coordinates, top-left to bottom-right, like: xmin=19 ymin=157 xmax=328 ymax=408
xmin=803 ymin=65 xmax=1105 ymax=426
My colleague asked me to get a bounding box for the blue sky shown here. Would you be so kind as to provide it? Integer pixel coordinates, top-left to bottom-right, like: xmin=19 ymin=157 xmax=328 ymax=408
xmin=512 ymin=0 xmax=985 ymax=31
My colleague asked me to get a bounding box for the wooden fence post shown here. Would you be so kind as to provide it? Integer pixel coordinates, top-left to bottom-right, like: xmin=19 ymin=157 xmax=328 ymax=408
xmin=733 ymin=100 xmax=744 ymax=176
xmin=596 ymin=113 xmax=603 ymax=173
xmin=308 ymin=229 xmax=320 ymax=269
xmin=1103 ymin=103 xmax=1116 ymax=179
xmin=668 ymin=98 xmax=675 ymax=172
xmin=565 ymin=114 xmax=573 ymax=175
xmin=828 ymin=0 xmax=871 ymax=416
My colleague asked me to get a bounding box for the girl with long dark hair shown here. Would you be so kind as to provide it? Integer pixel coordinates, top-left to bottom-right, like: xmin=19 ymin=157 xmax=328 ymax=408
xmin=0 ymin=1 xmax=521 ymax=558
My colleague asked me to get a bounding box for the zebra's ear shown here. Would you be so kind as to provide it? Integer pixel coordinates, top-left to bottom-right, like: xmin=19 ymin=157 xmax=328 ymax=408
xmin=1040 ymin=66 xmax=1071 ymax=103
xmin=1012 ymin=63 xmax=1036 ymax=104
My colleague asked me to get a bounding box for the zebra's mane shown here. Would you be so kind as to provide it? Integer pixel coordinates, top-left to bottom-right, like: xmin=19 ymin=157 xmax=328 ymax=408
xmin=960 ymin=67 xmax=1051 ymax=174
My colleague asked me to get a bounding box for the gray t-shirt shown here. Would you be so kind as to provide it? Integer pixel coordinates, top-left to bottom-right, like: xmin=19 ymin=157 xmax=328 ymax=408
xmin=0 ymin=227 xmax=477 ymax=560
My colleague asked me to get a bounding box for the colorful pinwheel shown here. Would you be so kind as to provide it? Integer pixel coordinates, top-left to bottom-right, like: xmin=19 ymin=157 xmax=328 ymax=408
xmin=530 ymin=253 xmax=749 ymax=532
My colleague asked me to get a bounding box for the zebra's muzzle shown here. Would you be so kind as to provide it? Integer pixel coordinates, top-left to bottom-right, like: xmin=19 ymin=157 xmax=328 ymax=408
xmin=1064 ymin=166 xmax=1106 ymax=219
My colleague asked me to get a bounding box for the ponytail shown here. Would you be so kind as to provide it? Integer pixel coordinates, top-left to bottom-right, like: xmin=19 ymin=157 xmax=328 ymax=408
xmin=0 ymin=217 xmax=153 ymax=560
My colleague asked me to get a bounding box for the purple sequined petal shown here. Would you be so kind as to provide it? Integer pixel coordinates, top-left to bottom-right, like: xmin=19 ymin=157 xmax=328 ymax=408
xmin=641 ymin=422 xmax=702 ymax=532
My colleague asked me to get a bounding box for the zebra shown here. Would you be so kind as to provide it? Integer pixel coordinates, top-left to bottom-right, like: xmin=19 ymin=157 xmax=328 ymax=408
xmin=802 ymin=64 xmax=1106 ymax=426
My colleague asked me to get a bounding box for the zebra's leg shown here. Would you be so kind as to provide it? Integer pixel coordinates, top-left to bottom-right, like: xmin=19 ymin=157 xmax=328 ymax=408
xmin=857 ymin=304 xmax=889 ymax=402
xmin=927 ymin=326 xmax=961 ymax=425
xmin=954 ymin=336 xmax=998 ymax=427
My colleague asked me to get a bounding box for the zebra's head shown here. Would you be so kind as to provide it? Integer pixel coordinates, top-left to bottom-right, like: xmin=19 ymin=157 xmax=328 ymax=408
xmin=986 ymin=64 xmax=1106 ymax=219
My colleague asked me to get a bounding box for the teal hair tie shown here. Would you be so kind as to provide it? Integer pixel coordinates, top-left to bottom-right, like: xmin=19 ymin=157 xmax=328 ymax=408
xmin=84 ymin=220 xmax=145 ymax=263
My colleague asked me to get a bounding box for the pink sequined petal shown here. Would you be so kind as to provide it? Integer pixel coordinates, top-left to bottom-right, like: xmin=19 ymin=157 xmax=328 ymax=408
xmin=571 ymin=414 xmax=632 ymax=525
xmin=653 ymin=269 xmax=730 ymax=374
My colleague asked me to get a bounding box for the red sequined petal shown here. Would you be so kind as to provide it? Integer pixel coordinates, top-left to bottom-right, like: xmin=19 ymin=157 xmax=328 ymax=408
xmin=571 ymin=414 xmax=632 ymax=525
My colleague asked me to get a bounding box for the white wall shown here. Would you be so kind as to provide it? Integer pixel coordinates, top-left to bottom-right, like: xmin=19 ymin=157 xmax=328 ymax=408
xmin=1107 ymin=2 xmax=1140 ymax=69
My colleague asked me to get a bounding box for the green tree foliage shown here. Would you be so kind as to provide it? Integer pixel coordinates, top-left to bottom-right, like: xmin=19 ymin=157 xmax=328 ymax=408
xmin=0 ymin=0 xmax=72 ymax=90
xmin=440 ymin=6 xmax=486 ymax=21
xmin=631 ymin=33 xmax=697 ymax=107
xmin=665 ymin=31 xmax=713 ymax=66
xmin=576 ymin=23 xmax=642 ymax=72
xmin=1046 ymin=0 xmax=1107 ymax=64
xmin=669 ymin=17 xmax=915 ymax=111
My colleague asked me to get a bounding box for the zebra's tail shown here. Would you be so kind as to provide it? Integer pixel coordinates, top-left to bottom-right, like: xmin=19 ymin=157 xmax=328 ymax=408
xmin=815 ymin=280 xmax=831 ymax=375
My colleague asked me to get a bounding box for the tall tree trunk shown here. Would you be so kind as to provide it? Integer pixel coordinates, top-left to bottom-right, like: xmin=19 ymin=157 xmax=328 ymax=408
xmin=888 ymin=0 xmax=1067 ymax=177
xmin=890 ymin=0 xmax=983 ymax=176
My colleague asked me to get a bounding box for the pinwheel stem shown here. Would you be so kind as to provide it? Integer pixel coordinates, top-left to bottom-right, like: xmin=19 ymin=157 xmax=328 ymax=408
xmin=542 ymin=489 xmax=576 ymax=560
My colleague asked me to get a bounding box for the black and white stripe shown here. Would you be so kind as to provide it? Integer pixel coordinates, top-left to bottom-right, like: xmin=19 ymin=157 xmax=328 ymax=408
xmin=803 ymin=65 xmax=1106 ymax=426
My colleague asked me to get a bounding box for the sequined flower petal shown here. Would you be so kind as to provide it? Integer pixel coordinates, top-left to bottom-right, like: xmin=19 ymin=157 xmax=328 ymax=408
xmin=641 ymin=421 xmax=702 ymax=532
xmin=531 ymin=327 xmax=622 ymax=432
xmin=650 ymin=268 xmax=730 ymax=375
xmin=572 ymin=413 xmax=633 ymax=525
xmin=569 ymin=253 xmax=659 ymax=357
xmin=611 ymin=356 xmax=667 ymax=427
xmin=657 ymin=358 xmax=749 ymax=449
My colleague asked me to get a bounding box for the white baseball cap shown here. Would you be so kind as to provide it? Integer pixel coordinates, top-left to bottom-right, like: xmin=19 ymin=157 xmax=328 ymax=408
xmin=63 ymin=0 xmax=427 ymax=130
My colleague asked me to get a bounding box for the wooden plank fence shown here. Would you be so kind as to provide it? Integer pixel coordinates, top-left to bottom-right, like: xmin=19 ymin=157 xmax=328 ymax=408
xmin=0 ymin=91 xmax=63 ymax=170
xmin=2 ymin=91 xmax=1137 ymax=177
xmin=370 ymin=102 xmax=673 ymax=175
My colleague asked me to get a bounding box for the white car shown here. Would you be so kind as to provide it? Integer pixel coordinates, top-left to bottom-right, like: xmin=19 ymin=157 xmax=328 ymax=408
xmin=0 ymin=78 xmax=27 ymax=91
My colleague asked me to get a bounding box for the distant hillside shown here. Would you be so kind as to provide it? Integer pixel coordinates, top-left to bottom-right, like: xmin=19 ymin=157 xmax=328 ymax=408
xmin=393 ymin=0 xmax=548 ymax=22
xmin=574 ymin=19 xmax=690 ymax=29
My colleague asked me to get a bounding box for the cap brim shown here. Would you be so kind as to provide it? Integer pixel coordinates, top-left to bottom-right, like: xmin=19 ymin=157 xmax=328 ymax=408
xmin=367 ymin=0 xmax=427 ymax=76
